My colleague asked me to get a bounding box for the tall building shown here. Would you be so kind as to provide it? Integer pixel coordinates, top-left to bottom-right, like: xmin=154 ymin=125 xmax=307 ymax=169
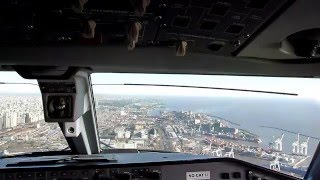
xmin=0 ymin=115 xmax=3 ymax=130
xmin=17 ymin=113 xmax=25 ymax=124
xmin=3 ymin=112 xmax=11 ymax=129
xmin=25 ymin=113 xmax=31 ymax=124
xmin=11 ymin=112 xmax=18 ymax=127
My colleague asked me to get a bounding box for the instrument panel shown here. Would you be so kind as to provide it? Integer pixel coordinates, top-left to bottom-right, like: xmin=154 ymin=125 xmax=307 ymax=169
xmin=0 ymin=162 xmax=295 ymax=180
xmin=0 ymin=153 xmax=299 ymax=180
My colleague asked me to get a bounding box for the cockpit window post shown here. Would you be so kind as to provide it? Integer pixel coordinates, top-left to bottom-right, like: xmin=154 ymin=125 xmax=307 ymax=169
xmin=37 ymin=70 xmax=100 ymax=154
xmin=304 ymin=142 xmax=320 ymax=179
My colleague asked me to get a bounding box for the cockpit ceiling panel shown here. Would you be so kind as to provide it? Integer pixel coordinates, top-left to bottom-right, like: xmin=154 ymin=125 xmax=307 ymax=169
xmin=0 ymin=0 xmax=292 ymax=57
xmin=237 ymin=0 xmax=320 ymax=59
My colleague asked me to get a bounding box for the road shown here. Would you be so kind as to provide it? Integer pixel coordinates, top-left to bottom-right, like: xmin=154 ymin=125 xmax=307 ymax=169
xmin=155 ymin=121 xmax=174 ymax=151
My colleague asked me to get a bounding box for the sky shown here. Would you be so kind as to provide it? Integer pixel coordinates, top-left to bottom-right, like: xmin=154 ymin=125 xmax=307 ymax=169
xmin=0 ymin=71 xmax=320 ymax=99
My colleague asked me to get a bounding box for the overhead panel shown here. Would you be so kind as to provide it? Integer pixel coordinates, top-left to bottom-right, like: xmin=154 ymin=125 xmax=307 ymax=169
xmin=0 ymin=0 xmax=293 ymax=56
xmin=155 ymin=0 xmax=293 ymax=56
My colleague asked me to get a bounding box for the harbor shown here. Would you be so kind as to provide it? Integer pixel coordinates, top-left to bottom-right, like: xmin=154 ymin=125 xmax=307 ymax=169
xmin=200 ymin=131 xmax=311 ymax=177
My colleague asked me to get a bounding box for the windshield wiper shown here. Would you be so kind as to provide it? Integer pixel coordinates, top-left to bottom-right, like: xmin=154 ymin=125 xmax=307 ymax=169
xmin=6 ymin=154 xmax=117 ymax=167
xmin=100 ymin=148 xmax=177 ymax=154
xmin=93 ymin=83 xmax=298 ymax=96
xmin=0 ymin=82 xmax=38 ymax=86
xmin=100 ymin=140 xmax=114 ymax=149
xmin=0 ymin=150 xmax=75 ymax=159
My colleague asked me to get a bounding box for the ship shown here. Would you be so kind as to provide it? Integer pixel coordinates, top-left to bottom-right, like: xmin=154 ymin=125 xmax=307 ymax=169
xmin=279 ymin=163 xmax=307 ymax=177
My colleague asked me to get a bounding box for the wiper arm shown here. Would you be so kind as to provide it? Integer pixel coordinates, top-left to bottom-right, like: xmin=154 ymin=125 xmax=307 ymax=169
xmin=0 ymin=82 xmax=38 ymax=86
xmin=6 ymin=155 xmax=117 ymax=167
xmin=100 ymin=140 xmax=114 ymax=149
xmin=93 ymin=83 xmax=298 ymax=96
xmin=0 ymin=150 xmax=73 ymax=159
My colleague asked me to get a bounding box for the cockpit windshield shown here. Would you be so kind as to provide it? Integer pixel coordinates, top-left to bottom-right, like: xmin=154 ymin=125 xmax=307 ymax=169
xmin=92 ymin=73 xmax=320 ymax=178
xmin=0 ymin=71 xmax=320 ymax=178
xmin=0 ymin=72 xmax=68 ymax=154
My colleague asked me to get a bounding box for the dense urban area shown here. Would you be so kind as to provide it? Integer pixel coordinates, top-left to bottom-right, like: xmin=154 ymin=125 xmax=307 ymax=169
xmin=0 ymin=95 xmax=312 ymax=177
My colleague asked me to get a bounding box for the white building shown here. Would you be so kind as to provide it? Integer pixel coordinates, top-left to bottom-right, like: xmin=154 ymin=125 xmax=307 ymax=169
xmin=11 ymin=112 xmax=18 ymax=127
xmin=115 ymin=127 xmax=126 ymax=139
xmin=120 ymin=110 xmax=127 ymax=116
xmin=3 ymin=112 xmax=11 ymax=129
xmin=124 ymin=131 xmax=131 ymax=139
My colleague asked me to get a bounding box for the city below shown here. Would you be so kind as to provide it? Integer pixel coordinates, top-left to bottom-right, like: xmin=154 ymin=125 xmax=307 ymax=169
xmin=0 ymin=95 xmax=313 ymax=178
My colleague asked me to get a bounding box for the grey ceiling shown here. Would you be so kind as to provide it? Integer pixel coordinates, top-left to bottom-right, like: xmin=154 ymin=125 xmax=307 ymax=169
xmin=238 ymin=0 xmax=320 ymax=59
xmin=1 ymin=46 xmax=320 ymax=77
